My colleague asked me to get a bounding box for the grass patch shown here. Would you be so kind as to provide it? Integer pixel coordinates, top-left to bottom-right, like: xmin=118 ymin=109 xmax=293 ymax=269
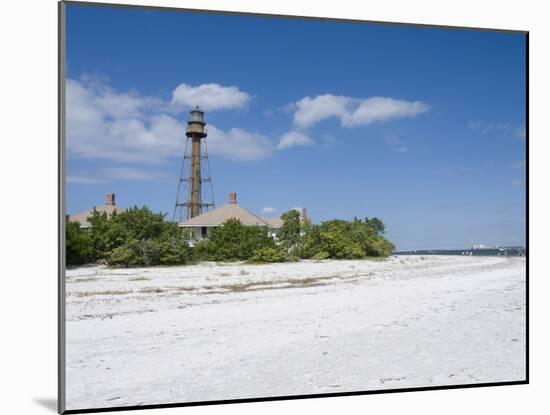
xmin=245 ymin=260 xmax=275 ymax=265
xmin=287 ymin=276 xmax=334 ymax=286
xmin=218 ymin=280 xmax=274 ymax=292
xmin=70 ymin=277 xmax=98 ymax=283
xmin=215 ymin=276 xmax=336 ymax=293
xmin=174 ymin=286 xmax=195 ymax=292
xmin=75 ymin=290 xmax=132 ymax=297
xmin=195 ymin=273 xmax=363 ymax=295
xmin=310 ymin=257 xmax=387 ymax=263
xmin=139 ymin=287 xmax=164 ymax=294
xmin=359 ymin=257 xmax=387 ymax=262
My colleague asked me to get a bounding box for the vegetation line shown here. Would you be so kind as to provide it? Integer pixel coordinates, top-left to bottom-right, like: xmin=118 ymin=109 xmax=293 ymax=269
xmin=67 ymin=207 xmax=394 ymax=267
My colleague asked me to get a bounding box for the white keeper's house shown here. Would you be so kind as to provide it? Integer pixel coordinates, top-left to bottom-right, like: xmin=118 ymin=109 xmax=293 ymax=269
xmin=178 ymin=192 xmax=308 ymax=241
xmin=69 ymin=193 xmax=125 ymax=228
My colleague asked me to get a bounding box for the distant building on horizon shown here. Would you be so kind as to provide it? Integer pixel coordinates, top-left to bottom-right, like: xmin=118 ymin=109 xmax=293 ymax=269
xmin=68 ymin=193 xmax=125 ymax=228
xmin=178 ymin=192 xmax=308 ymax=241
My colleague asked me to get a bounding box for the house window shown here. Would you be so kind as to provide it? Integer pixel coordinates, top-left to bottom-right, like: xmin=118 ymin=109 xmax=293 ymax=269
xmin=201 ymin=227 xmax=208 ymax=238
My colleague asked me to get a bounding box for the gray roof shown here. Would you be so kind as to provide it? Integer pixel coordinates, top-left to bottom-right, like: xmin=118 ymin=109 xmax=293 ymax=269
xmin=260 ymin=217 xmax=284 ymax=228
xmin=179 ymin=203 xmax=281 ymax=228
xmin=69 ymin=204 xmax=125 ymax=228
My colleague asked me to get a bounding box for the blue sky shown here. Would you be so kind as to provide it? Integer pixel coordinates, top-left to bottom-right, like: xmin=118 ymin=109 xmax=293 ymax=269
xmin=65 ymin=3 xmax=526 ymax=250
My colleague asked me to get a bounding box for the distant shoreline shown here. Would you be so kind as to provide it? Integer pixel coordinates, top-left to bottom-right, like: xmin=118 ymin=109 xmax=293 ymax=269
xmin=394 ymin=247 xmax=525 ymax=257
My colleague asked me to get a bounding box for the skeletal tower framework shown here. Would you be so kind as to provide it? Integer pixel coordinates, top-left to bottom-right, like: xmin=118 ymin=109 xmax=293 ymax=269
xmin=173 ymin=106 xmax=215 ymax=222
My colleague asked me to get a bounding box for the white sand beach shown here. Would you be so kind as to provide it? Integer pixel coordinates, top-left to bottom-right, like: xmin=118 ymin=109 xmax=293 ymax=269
xmin=65 ymin=255 xmax=526 ymax=410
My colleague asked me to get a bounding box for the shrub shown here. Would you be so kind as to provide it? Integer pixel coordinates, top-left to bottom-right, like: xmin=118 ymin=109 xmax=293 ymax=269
xmin=207 ymin=219 xmax=276 ymax=261
xmin=250 ymin=246 xmax=287 ymax=263
xmin=312 ymin=251 xmax=330 ymax=260
xmin=68 ymin=203 xmax=395 ymax=267
xmin=108 ymin=237 xmax=192 ymax=267
xmin=109 ymin=240 xmax=144 ymax=267
xmin=192 ymin=240 xmax=215 ymax=261
xmin=66 ymin=218 xmax=93 ymax=265
xmin=158 ymin=238 xmax=192 ymax=265
xmin=71 ymin=206 xmax=192 ymax=267
xmin=277 ymin=210 xmax=301 ymax=250
xmin=295 ymin=218 xmax=394 ymax=260
xmin=87 ymin=207 xmax=169 ymax=262
xmin=294 ymin=221 xmax=320 ymax=259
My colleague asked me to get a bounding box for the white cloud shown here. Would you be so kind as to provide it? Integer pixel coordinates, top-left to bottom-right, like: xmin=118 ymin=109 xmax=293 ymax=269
xmin=67 ymin=168 xmax=170 ymax=184
xmin=67 ymin=78 xmax=272 ymax=163
xmin=293 ymin=94 xmax=349 ymax=128
xmin=277 ymin=131 xmax=314 ymax=150
xmin=467 ymin=121 xmax=482 ymax=130
xmin=170 ymin=83 xmax=250 ymax=111
xmin=207 ymin=125 xmax=274 ymax=160
xmin=261 ymin=207 xmax=277 ymax=213
xmin=384 ymin=136 xmax=408 ymax=153
xmin=342 ymin=97 xmax=428 ymax=127
xmin=67 ymin=78 xmax=184 ymax=163
xmin=468 ymin=120 xmax=510 ymax=135
xmin=99 ymin=167 xmax=170 ymax=181
xmin=67 ymin=175 xmax=104 ymax=184
xmin=292 ymin=94 xmax=428 ymax=128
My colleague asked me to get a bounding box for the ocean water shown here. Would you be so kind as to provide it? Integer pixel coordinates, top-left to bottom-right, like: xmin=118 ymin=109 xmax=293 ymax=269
xmin=394 ymin=247 xmax=526 ymax=257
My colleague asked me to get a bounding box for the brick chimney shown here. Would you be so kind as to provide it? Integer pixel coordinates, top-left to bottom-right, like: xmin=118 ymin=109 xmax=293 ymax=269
xmin=228 ymin=192 xmax=237 ymax=204
xmin=106 ymin=193 xmax=116 ymax=206
xmin=302 ymin=207 xmax=308 ymax=219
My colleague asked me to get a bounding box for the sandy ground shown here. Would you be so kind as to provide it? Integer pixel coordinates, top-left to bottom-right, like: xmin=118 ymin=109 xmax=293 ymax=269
xmin=65 ymin=255 xmax=526 ymax=410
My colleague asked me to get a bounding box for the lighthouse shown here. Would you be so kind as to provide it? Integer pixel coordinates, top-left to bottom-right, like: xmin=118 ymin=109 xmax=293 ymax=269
xmin=173 ymin=106 xmax=215 ymax=221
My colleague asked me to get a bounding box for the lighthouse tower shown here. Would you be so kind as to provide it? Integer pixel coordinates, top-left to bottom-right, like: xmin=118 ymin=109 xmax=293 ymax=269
xmin=173 ymin=106 xmax=215 ymax=221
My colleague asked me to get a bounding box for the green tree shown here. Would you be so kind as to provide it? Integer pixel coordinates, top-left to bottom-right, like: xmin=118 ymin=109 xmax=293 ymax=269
xmin=109 ymin=239 xmax=144 ymax=267
xmin=192 ymin=239 xmax=215 ymax=261
xmin=83 ymin=206 xmax=192 ymax=267
xmin=66 ymin=217 xmax=93 ymax=265
xmin=365 ymin=217 xmax=385 ymax=236
xmin=110 ymin=207 xmax=166 ymax=241
xmin=317 ymin=220 xmax=365 ymax=259
xmin=206 ymin=218 xmax=248 ymax=261
xmin=249 ymin=245 xmax=287 ymax=263
xmin=68 ymin=202 xmax=394 ymax=267
xmin=277 ymin=209 xmax=302 ymax=251
xmin=157 ymin=226 xmax=192 ymax=265
xmin=204 ymin=219 xmax=277 ymax=261
xmin=295 ymin=217 xmax=394 ymax=260
xmin=87 ymin=209 xmax=112 ymax=260
xmin=295 ymin=220 xmax=321 ymax=259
